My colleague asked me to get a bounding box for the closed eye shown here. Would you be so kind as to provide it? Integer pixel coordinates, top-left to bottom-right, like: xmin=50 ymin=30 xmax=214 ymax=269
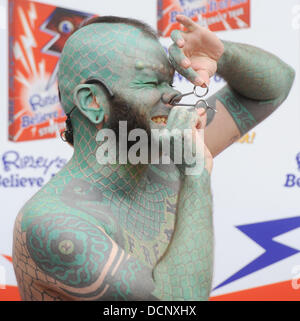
xmin=145 ymin=82 xmax=158 ymax=86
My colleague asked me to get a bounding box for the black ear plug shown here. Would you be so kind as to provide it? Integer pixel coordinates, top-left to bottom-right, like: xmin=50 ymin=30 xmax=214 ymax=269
xmin=61 ymin=106 xmax=76 ymax=146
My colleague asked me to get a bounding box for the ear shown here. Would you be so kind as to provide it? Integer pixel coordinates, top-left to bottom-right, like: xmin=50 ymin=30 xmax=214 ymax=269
xmin=73 ymin=84 xmax=106 ymax=124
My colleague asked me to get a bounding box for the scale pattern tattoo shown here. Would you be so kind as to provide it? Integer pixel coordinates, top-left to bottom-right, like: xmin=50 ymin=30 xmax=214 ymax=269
xmin=12 ymin=18 xmax=295 ymax=301
xmin=211 ymin=41 xmax=295 ymax=135
xmin=12 ymin=21 xmax=215 ymax=298
xmin=14 ymin=211 xmax=158 ymax=301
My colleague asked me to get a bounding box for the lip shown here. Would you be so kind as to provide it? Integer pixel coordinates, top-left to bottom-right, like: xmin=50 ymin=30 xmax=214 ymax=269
xmin=150 ymin=103 xmax=171 ymax=126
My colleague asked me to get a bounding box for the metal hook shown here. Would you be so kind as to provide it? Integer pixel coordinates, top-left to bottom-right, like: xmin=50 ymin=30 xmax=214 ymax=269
xmin=170 ymin=85 xmax=217 ymax=113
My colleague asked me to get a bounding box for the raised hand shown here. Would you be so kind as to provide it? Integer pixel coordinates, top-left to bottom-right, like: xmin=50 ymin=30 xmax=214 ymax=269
xmin=169 ymin=15 xmax=224 ymax=88
xmin=163 ymin=106 xmax=213 ymax=175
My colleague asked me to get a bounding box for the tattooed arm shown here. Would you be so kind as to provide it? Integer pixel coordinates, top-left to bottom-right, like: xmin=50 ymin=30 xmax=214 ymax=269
xmin=204 ymin=40 xmax=295 ymax=156
xmin=13 ymin=211 xmax=160 ymax=301
xmin=168 ymin=15 xmax=295 ymax=157
xmin=151 ymin=105 xmax=213 ymax=301
xmin=152 ymin=171 xmax=213 ymax=300
xmin=14 ymin=185 xmax=212 ymax=302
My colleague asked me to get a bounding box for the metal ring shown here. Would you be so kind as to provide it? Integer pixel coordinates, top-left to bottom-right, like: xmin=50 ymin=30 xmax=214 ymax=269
xmin=195 ymin=99 xmax=209 ymax=109
xmin=193 ymin=85 xmax=209 ymax=98
xmin=60 ymin=130 xmax=67 ymax=142
xmin=169 ymin=91 xmax=192 ymax=105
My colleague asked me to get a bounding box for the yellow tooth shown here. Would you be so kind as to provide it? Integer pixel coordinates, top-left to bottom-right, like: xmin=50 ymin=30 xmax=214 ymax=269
xmin=152 ymin=116 xmax=168 ymax=124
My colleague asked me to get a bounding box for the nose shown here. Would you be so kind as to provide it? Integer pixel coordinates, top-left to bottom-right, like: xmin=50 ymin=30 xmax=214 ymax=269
xmin=161 ymin=89 xmax=182 ymax=106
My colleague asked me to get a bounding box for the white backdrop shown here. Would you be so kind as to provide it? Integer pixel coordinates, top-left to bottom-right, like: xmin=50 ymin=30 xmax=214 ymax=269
xmin=0 ymin=0 xmax=299 ymax=299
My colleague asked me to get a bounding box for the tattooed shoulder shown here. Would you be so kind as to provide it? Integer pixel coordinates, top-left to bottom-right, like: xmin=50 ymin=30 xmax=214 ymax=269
xmin=13 ymin=208 xmax=158 ymax=301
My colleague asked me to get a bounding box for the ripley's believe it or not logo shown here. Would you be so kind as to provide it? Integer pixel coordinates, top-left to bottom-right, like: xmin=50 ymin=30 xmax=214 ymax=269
xmin=157 ymin=0 xmax=251 ymax=37
xmin=284 ymin=153 xmax=300 ymax=188
xmin=0 ymin=150 xmax=67 ymax=188
xmin=8 ymin=0 xmax=95 ymax=142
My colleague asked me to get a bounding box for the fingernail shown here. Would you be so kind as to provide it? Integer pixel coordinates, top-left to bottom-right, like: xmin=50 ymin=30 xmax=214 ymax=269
xmin=195 ymin=77 xmax=203 ymax=86
xmin=183 ymin=59 xmax=190 ymax=67
xmin=197 ymin=107 xmax=206 ymax=116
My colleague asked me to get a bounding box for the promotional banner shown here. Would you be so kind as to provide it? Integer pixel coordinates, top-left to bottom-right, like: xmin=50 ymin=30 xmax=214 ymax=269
xmin=158 ymin=0 xmax=250 ymax=37
xmin=8 ymin=0 xmax=94 ymax=142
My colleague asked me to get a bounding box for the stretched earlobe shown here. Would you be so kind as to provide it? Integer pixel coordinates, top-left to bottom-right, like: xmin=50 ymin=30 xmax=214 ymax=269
xmin=73 ymin=84 xmax=105 ymax=124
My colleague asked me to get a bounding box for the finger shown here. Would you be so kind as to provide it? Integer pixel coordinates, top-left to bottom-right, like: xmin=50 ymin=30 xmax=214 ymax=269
xmin=195 ymin=70 xmax=210 ymax=87
xmin=166 ymin=106 xmax=189 ymax=131
xmin=170 ymin=56 xmax=204 ymax=86
xmin=196 ymin=107 xmax=207 ymax=120
xmin=169 ymin=56 xmax=202 ymax=86
xmin=170 ymin=30 xmax=185 ymax=48
xmin=204 ymin=146 xmax=213 ymax=174
xmin=176 ymin=15 xmax=197 ymax=32
xmin=192 ymin=58 xmax=217 ymax=78
xmin=168 ymin=43 xmax=191 ymax=69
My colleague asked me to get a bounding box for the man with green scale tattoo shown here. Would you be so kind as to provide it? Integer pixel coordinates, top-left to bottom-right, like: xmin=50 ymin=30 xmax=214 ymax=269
xmin=12 ymin=14 xmax=295 ymax=301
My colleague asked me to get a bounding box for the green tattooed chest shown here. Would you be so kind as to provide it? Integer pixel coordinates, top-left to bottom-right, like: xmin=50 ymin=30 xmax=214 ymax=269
xmin=120 ymin=196 xmax=177 ymax=267
xmin=21 ymin=173 xmax=179 ymax=269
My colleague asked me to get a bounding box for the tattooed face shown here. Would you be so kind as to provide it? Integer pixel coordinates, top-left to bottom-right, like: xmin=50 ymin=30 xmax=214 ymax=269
xmin=58 ymin=23 xmax=182 ymax=131
xmin=107 ymin=31 xmax=180 ymax=131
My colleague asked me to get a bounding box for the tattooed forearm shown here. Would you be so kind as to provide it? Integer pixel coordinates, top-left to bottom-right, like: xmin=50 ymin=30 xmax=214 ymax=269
xmin=218 ymin=40 xmax=295 ymax=101
xmin=214 ymin=40 xmax=295 ymax=135
xmin=152 ymin=170 xmax=213 ymax=301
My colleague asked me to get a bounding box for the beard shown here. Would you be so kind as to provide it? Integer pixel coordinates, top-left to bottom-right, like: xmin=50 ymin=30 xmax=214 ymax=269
xmin=108 ymin=95 xmax=152 ymax=150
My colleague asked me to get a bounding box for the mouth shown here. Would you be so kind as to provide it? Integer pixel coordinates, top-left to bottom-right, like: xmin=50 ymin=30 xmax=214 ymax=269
xmin=151 ymin=115 xmax=168 ymax=125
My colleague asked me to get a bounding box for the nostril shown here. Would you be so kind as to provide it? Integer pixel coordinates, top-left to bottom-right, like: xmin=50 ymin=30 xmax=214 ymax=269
xmin=170 ymin=95 xmax=182 ymax=105
xmin=161 ymin=93 xmax=172 ymax=104
xmin=162 ymin=93 xmax=181 ymax=105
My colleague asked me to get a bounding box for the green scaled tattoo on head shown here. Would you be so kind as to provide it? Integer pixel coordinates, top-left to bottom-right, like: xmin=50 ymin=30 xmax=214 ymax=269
xmin=58 ymin=16 xmax=180 ymax=147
